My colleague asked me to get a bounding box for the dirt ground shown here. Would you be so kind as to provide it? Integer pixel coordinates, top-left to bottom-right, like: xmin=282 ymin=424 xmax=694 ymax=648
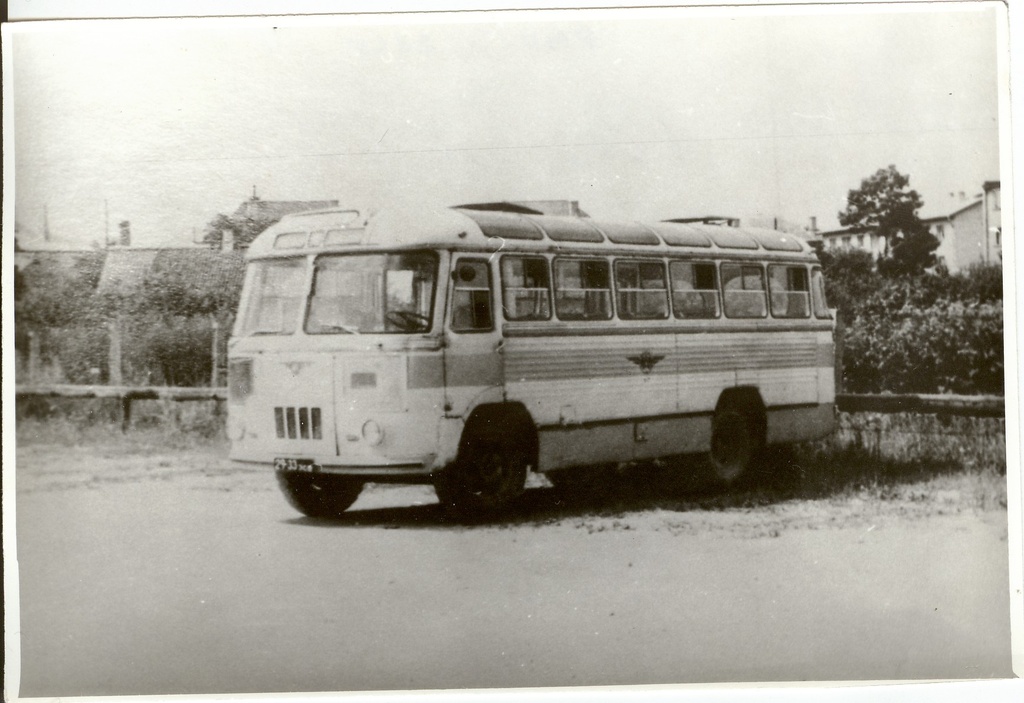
xmin=10 ymin=435 xmax=1014 ymax=697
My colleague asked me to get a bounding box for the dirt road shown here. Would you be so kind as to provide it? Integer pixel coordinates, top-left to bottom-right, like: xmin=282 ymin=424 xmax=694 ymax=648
xmin=11 ymin=440 xmax=1012 ymax=697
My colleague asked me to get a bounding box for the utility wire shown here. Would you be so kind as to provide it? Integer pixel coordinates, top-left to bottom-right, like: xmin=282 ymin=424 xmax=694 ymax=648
xmin=17 ymin=124 xmax=998 ymax=167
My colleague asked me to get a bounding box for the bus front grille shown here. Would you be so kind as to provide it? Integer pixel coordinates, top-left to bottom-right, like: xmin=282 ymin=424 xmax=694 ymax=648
xmin=274 ymin=407 xmax=323 ymax=440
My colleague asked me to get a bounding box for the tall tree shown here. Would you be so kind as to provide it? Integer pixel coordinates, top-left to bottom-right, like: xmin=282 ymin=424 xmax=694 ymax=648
xmin=201 ymin=211 xmax=281 ymax=250
xmin=838 ymin=165 xmax=938 ymax=275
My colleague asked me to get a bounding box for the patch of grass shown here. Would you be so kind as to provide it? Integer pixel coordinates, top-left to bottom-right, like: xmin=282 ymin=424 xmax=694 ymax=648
xmin=16 ymin=396 xmax=227 ymax=450
xmin=504 ymin=413 xmax=1007 ymax=525
xmin=16 ymin=415 xmax=227 ymax=453
xmin=785 ymin=441 xmax=1005 ymax=511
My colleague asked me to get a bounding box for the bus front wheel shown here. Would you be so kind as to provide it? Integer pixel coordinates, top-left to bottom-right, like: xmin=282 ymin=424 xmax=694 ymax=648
xmin=435 ymin=428 xmax=528 ymax=518
xmin=276 ymin=470 xmax=363 ymax=518
xmin=708 ymin=408 xmax=760 ymax=485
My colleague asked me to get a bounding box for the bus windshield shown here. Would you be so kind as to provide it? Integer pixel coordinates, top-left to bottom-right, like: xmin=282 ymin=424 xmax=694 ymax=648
xmin=240 ymin=259 xmax=307 ymax=336
xmin=305 ymin=251 xmax=438 ymax=334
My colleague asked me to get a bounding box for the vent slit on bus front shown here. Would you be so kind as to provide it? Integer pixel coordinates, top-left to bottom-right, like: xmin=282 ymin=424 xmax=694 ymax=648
xmin=274 ymin=407 xmax=323 ymax=440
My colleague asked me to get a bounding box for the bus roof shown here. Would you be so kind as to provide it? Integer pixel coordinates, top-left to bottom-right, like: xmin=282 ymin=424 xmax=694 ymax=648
xmin=245 ymin=204 xmax=816 ymax=261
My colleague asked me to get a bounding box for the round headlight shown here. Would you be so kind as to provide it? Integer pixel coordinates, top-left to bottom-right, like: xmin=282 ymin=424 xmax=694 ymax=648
xmin=361 ymin=419 xmax=385 ymax=446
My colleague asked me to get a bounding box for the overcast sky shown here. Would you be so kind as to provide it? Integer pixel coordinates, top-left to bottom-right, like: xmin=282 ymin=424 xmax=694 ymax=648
xmin=9 ymin=3 xmax=1003 ymax=249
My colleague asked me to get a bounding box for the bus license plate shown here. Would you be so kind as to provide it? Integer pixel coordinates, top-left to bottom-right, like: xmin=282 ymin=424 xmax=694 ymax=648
xmin=275 ymin=457 xmax=318 ymax=472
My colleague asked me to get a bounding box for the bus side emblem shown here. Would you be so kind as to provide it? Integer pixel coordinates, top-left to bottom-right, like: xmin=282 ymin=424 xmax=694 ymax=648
xmin=627 ymin=350 xmax=665 ymax=375
xmin=284 ymin=361 xmax=311 ymax=377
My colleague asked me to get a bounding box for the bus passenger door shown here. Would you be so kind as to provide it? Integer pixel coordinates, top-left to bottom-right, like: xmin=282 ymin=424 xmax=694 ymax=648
xmin=443 ymin=256 xmax=505 ymax=418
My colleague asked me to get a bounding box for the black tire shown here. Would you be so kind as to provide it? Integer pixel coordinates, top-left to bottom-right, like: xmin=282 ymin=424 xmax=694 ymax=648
xmin=708 ymin=408 xmax=761 ymax=486
xmin=435 ymin=425 xmax=529 ymax=518
xmin=276 ymin=470 xmax=364 ymax=518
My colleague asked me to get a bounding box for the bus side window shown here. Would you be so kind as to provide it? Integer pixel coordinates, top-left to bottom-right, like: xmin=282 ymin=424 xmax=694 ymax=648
xmin=721 ymin=263 xmax=767 ymax=318
xmin=553 ymin=259 xmax=612 ymax=321
xmin=811 ymin=267 xmax=832 ymax=319
xmin=501 ymin=256 xmax=551 ymax=321
xmin=615 ymin=260 xmax=669 ymax=320
xmin=451 ymin=259 xmax=493 ymax=332
xmin=768 ymin=265 xmax=810 ymax=319
xmin=670 ymin=261 xmax=719 ymax=319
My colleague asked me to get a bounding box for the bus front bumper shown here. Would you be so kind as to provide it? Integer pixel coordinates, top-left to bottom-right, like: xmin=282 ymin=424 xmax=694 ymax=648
xmin=231 ymin=457 xmax=439 ymax=483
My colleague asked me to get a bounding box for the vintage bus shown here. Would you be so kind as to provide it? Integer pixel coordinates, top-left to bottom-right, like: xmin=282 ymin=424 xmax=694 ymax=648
xmin=227 ymin=202 xmax=836 ymax=517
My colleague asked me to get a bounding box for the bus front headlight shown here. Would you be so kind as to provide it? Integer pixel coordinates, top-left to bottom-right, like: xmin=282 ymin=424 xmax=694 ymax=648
xmin=361 ymin=419 xmax=385 ymax=446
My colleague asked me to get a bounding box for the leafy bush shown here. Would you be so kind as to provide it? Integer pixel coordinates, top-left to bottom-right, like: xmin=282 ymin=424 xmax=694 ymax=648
xmin=123 ymin=314 xmax=221 ymax=387
xmin=16 ymin=253 xmax=106 ymax=327
xmin=44 ymin=325 xmax=111 ymax=384
xmin=842 ymin=301 xmax=1003 ymax=394
xmin=17 ymin=249 xmax=242 ymax=387
xmin=836 ymin=264 xmax=1004 ymax=394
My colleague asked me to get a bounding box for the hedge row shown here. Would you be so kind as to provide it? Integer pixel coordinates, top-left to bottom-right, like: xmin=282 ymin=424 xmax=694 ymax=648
xmin=826 ymin=254 xmax=1004 ymax=395
xmin=20 ymin=315 xmax=229 ymax=387
xmin=840 ymin=300 xmax=1003 ymax=395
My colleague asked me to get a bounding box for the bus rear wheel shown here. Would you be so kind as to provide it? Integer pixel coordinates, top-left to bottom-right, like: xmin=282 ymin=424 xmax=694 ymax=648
xmin=276 ymin=470 xmax=364 ymax=518
xmin=708 ymin=408 xmax=760 ymax=485
xmin=435 ymin=429 xmax=528 ymax=518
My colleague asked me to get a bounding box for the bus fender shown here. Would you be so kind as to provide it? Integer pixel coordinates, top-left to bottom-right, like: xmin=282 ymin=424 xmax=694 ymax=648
xmin=715 ymin=387 xmax=767 ymax=441
xmin=444 ymin=385 xmax=505 ymax=420
xmin=435 ymin=389 xmax=508 ymax=470
xmin=434 ymin=416 xmax=466 ymax=469
xmin=456 ymin=402 xmax=539 ymax=472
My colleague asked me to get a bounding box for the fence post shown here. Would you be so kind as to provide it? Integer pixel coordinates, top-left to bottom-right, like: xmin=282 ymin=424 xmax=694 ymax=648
xmin=28 ymin=328 xmax=41 ymax=383
xmin=834 ymin=315 xmax=845 ymax=394
xmin=211 ymin=317 xmax=221 ymax=388
xmin=108 ymin=318 xmax=123 ymax=386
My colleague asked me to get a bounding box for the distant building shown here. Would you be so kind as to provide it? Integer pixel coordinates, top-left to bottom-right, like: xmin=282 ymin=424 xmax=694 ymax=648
xmin=665 ymin=215 xmax=810 ymax=239
xmin=819 ymin=226 xmax=887 ymax=259
xmin=819 ymin=180 xmax=1001 ymax=272
xmin=96 ymin=247 xmax=245 ymax=294
xmin=232 ymin=194 xmax=340 ymax=223
xmin=925 ymin=181 xmax=1001 ymax=271
xmin=14 ymin=248 xmax=100 ymax=273
xmin=211 ymin=193 xmax=341 ymax=251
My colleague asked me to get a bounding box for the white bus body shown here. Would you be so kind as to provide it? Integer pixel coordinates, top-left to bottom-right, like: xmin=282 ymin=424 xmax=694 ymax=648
xmin=227 ymin=204 xmax=836 ymax=516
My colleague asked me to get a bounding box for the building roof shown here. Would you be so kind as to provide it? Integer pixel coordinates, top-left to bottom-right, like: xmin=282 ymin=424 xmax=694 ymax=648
xmin=948 ymin=198 xmax=982 ymax=219
xmin=232 ymin=197 xmax=340 ymax=221
xmin=96 ymin=247 xmax=245 ymax=292
xmin=149 ymin=248 xmax=246 ymax=292
xmin=14 ymin=249 xmax=105 ymax=272
xmin=919 ymin=180 xmax=998 ymax=220
xmin=97 ymin=248 xmax=160 ymax=290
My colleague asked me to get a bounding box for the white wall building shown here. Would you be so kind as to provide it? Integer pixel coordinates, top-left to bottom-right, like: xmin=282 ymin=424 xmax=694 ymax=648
xmin=819 ymin=226 xmax=888 ymax=259
xmin=819 ymin=180 xmax=1001 ymax=272
xmin=924 ymin=182 xmax=1001 ymax=271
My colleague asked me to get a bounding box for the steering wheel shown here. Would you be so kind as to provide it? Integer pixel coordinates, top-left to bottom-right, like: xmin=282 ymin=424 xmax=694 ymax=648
xmin=385 ymin=310 xmax=431 ymax=331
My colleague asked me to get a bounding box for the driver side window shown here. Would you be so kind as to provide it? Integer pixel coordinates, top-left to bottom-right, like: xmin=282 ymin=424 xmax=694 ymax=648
xmin=451 ymin=259 xmax=493 ymax=332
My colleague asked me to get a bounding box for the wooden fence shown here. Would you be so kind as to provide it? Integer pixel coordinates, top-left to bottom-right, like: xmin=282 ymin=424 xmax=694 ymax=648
xmin=14 ymin=385 xmax=1007 ymax=432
